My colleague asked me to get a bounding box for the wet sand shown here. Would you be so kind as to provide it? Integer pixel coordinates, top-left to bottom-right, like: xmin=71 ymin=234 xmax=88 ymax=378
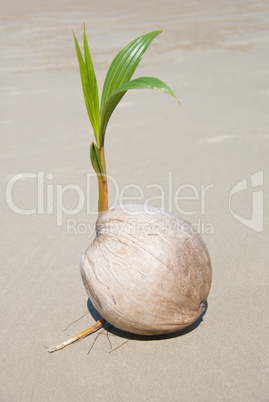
xmin=1 ymin=0 xmax=269 ymax=400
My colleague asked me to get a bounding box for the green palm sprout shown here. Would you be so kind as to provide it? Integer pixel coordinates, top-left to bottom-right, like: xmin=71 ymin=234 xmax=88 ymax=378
xmin=74 ymin=27 xmax=178 ymax=214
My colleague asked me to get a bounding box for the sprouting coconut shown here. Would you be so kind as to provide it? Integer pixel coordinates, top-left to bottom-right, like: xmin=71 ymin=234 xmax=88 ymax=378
xmin=49 ymin=28 xmax=212 ymax=352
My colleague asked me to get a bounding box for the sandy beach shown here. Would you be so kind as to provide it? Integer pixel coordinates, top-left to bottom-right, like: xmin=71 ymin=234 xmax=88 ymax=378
xmin=1 ymin=0 xmax=269 ymax=400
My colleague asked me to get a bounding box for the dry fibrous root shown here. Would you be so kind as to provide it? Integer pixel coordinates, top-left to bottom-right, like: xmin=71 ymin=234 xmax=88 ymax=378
xmin=48 ymin=318 xmax=106 ymax=353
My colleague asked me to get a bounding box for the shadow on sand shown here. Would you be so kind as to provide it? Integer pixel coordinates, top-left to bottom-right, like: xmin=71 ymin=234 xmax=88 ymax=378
xmin=87 ymin=298 xmax=208 ymax=342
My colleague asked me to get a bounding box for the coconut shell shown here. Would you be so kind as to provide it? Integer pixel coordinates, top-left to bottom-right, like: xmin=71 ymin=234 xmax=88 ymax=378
xmin=80 ymin=204 xmax=212 ymax=335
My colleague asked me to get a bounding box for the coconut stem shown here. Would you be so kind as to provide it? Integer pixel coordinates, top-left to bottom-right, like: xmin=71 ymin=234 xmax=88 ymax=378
xmin=48 ymin=318 xmax=106 ymax=353
xmin=98 ymin=146 xmax=108 ymax=215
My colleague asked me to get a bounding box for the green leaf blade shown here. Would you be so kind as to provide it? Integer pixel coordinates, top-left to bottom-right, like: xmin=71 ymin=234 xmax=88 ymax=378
xmin=100 ymin=30 xmax=163 ymax=113
xmin=99 ymin=76 xmax=178 ymax=147
xmin=74 ymin=31 xmax=100 ymax=143
xmin=83 ymin=29 xmax=100 ymax=131
xmin=99 ymin=30 xmax=167 ymax=147
xmin=90 ymin=142 xmax=104 ymax=180
xmin=111 ymin=77 xmax=178 ymax=99
xmin=99 ymin=93 xmax=125 ymax=147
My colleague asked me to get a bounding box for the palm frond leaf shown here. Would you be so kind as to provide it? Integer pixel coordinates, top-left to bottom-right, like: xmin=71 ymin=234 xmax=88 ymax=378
xmin=99 ymin=77 xmax=178 ymax=146
xmin=99 ymin=30 xmax=164 ymax=147
xmin=74 ymin=29 xmax=100 ymax=142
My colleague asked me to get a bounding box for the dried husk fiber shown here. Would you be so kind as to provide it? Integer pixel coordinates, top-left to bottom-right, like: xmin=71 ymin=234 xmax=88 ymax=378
xmin=81 ymin=204 xmax=212 ymax=335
